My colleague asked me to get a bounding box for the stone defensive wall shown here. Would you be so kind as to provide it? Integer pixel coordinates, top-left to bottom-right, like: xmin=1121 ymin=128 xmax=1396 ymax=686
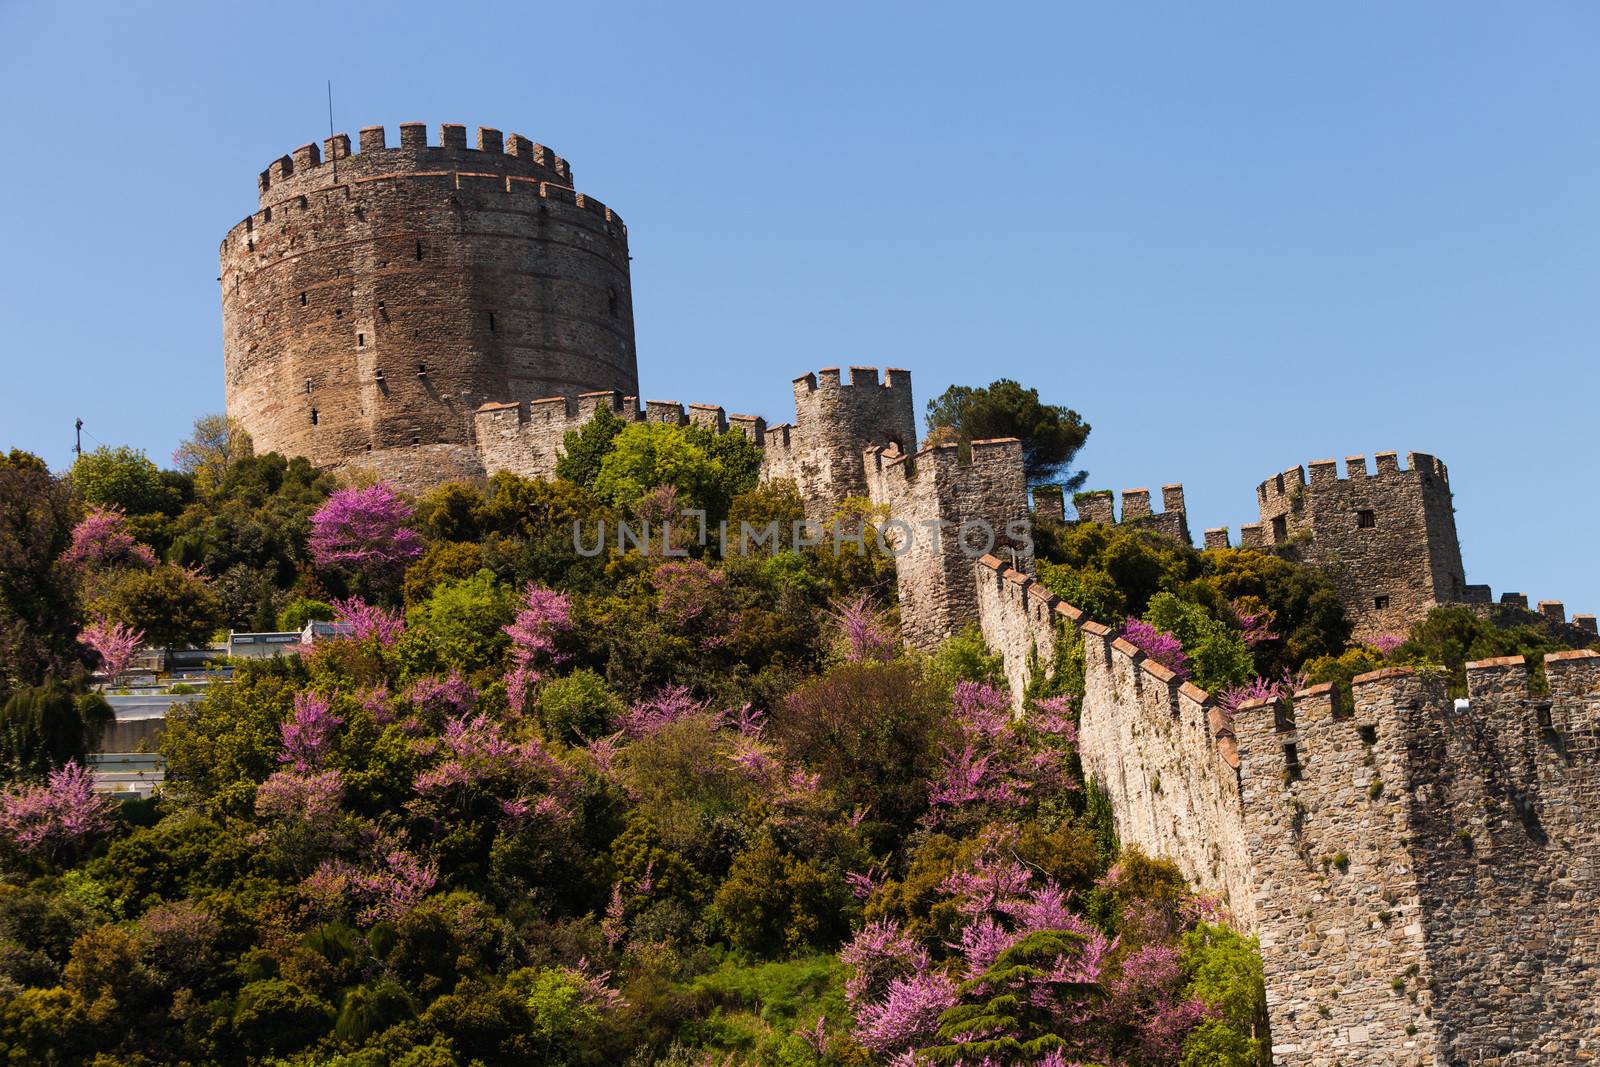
xmin=1034 ymin=485 xmax=1191 ymax=545
xmin=1208 ymin=451 xmax=1469 ymax=640
xmin=864 ymin=440 xmax=1032 ymax=652
xmin=474 ymin=389 xmax=760 ymax=481
xmin=471 ymin=366 xmax=913 ymax=498
xmin=972 ymin=554 xmax=1251 ymax=917
xmin=222 ymin=122 xmax=636 ymax=484
xmin=763 ymin=368 xmax=917 ymax=517
xmin=973 ymin=552 xmax=1600 ymax=1062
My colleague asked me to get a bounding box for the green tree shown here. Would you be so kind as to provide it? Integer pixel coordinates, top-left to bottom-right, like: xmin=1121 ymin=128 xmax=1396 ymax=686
xmin=68 ymin=446 xmax=170 ymax=516
xmin=230 ymin=978 xmax=334 ymax=1055
xmin=556 ymin=406 xmax=628 ymax=489
xmin=277 ymin=596 xmax=334 ymax=632
xmin=713 ymin=835 xmax=850 ymax=954
xmin=1143 ymin=592 xmax=1254 ymax=692
xmin=90 ymin=566 xmax=222 ymax=651
xmin=171 ymin=414 xmax=254 ymax=498
xmin=924 ymin=929 xmax=1100 ymax=1065
xmin=160 ymin=659 xmax=298 ymax=814
xmin=0 ymin=684 xmax=113 ymax=779
xmin=537 ymin=668 xmax=624 ymax=744
xmin=0 ymin=454 xmax=83 ymax=688
xmin=771 ymin=660 xmax=954 ymax=833
xmin=404 ymin=570 xmax=517 ymax=676
xmin=925 ymin=379 xmax=1091 ymax=487
xmin=1180 ymin=922 xmax=1268 ymax=1066
xmin=592 ymin=421 xmax=761 ymax=524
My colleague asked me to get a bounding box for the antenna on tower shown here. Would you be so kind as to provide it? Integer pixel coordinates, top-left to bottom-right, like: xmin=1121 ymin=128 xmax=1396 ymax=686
xmin=74 ymin=418 xmax=83 ymax=459
xmin=326 ymin=80 xmax=337 ymax=182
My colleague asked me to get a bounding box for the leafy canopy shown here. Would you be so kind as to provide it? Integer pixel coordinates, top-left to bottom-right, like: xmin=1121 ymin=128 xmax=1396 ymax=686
xmin=925 ymin=378 xmax=1091 ymax=487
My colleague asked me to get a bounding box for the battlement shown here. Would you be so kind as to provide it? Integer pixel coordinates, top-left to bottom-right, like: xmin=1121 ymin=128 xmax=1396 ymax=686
xmin=1255 ymin=450 xmax=1449 ymax=509
xmin=253 ymin=122 xmax=574 ymax=207
xmin=974 ymin=547 xmax=1600 ymax=1060
xmin=763 ymin=366 xmax=918 ymax=519
xmin=1240 ymin=449 xmax=1467 ymax=641
xmin=791 ymin=365 xmax=913 ymax=397
xmin=863 ymin=437 xmax=1025 ymax=486
xmin=1046 ymin=484 xmax=1191 ymax=545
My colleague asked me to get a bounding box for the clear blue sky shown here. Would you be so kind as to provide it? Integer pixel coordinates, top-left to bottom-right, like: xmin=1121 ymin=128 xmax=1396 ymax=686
xmin=2 ymin=2 xmax=1595 ymax=612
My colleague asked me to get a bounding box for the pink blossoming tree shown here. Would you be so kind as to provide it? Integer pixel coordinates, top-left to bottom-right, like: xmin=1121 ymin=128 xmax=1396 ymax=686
xmin=503 ymin=583 xmax=573 ymax=712
xmin=62 ymin=507 xmax=158 ymax=572
xmin=308 ymin=482 xmax=424 ymax=584
xmin=77 ymin=615 xmax=144 ymax=679
xmin=0 ymin=761 xmax=116 ymax=866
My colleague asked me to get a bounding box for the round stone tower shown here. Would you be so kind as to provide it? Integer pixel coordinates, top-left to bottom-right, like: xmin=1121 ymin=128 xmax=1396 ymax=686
xmin=220 ymin=122 xmax=638 ymax=486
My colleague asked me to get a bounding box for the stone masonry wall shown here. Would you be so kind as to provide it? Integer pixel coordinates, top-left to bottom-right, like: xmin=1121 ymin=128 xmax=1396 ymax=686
xmin=1039 ymin=485 xmax=1192 ymax=545
xmin=763 ymin=368 xmax=917 ymax=519
xmin=866 ymin=441 xmax=1032 ymax=652
xmin=973 ymin=554 xmax=1600 ymax=1063
xmin=1232 ymin=654 xmax=1600 ymax=1063
xmin=973 ymin=555 xmax=1250 ymax=917
xmin=222 ymin=122 xmax=637 ymax=485
xmin=471 ymin=366 xmax=916 ymax=519
xmin=1252 ymin=452 xmax=1467 ymax=640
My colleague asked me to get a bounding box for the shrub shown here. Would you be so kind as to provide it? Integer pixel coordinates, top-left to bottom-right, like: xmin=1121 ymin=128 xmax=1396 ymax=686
xmin=538 ymin=669 xmax=624 ymax=744
xmin=772 ymin=661 xmax=953 ymax=832
xmin=277 ymin=596 xmax=334 ymax=633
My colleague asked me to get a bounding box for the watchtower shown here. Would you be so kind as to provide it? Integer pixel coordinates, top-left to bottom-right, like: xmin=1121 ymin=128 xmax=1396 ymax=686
xmin=1253 ymin=452 xmax=1467 ymax=638
xmin=220 ymin=122 xmax=637 ymax=486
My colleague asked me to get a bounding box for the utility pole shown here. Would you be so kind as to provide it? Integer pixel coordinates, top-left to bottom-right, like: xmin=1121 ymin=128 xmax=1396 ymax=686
xmin=74 ymin=418 xmax=83 ymax=458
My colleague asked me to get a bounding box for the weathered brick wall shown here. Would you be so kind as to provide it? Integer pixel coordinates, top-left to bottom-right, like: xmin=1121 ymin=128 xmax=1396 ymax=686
xmin=1077 ymin=620 xmax=1255 ymax=924
xmin=866 ymin=441 xmax=1032 ymax=651
xmin=1252 ymin=452 xmax=1467 ymax=640
xmin=973 ymin=554 xmax=1600 ymax=1063
xmin=221 ymin=122 xmax=637 ymax=486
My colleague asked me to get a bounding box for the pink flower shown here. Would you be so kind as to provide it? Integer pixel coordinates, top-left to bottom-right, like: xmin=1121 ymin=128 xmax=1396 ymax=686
xmin=503 ymin=583 xmax=573 ymax=709
xmin=62 ymin=508 xmax=157 ymax=571
xmin=78 ymin=615 xmax=143 ymax=678
xmin=255 ymin=768 xmax=344 ymax=823
xmin=831 ymin=593 xmax=897 ymax=663
xmin=330 ymin=596 xmax=405 ymax=647
xmin=405 ymin=671 xmax=477 ymax=719
xmin=1231 ymin=602 xmax=1280 ymax=648
xmin=279 ymin=691 xmax=342 ymax=771
xmin=1120 ymin=619 xmax=1191 ymax=681
xmin=621 ymin=685 xmax=707 ymax=737
xmin=0 ymin=762 xmax=115 ymax=860
xmin=308 ymin=483 xmax=423 ymax=580
xmin=1372 ymin=633 xmax=1405 ymax=656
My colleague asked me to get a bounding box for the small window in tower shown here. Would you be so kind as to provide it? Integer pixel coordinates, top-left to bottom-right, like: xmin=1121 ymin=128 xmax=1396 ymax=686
xmin=488 ymin=312 xmax=496 ymax=332
xmin=1271 ymin=516 xmax=1287 ymax=542
xmin=299 ymin=292 xmax=307 ymax=306
xmin=1374 ymin=595 xmax=1390 ymax=610
xmin=417 ymin=363 xmax=428 ymax=377
xmin=358 ymin=333 xmax=365 ymax=347
xmin=415 ymin=239 xmax=424 ymax=261
xmin=1357 ymin=509 xmax=1377 ymax=528
xmin=335 ymin=308 xmax=343 ymax=319
xmin=309 ymin=408 xmax=319 ymax=426
xmin=608 ymin=288 xmax=619 ymax=317
xmin=1282 ymin=743 xmax=1302 ymax=782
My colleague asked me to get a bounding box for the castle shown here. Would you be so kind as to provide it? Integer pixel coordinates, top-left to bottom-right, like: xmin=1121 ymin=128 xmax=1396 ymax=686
xmin=224 ymin=124 xmax=1599 ymax=1063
